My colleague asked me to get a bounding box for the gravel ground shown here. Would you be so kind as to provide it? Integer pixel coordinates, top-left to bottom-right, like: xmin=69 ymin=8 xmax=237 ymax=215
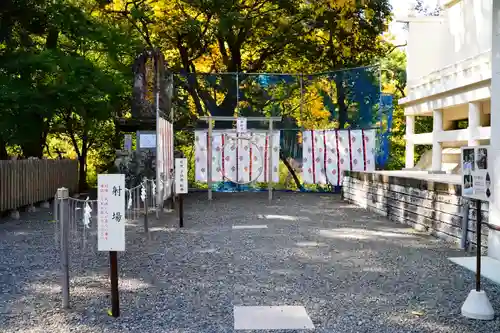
xmin=1 ymin=192 xmax=500 ymax=333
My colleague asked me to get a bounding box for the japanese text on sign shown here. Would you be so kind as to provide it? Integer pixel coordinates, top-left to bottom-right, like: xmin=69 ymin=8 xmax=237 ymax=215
xmin=98 ymin=174 xmax=126 ymax=251
xmin=175 ymin=158 xmax=188 ymax=194
xmin=124 ymin=134 xmax=132 ymax=152
xmin=139 ymin=133 xmax=156 ymax=149
xmin=461 ymin=145 xmax=492 ymax=202
xmin=236 ymin=117 xmax=247 ymax=133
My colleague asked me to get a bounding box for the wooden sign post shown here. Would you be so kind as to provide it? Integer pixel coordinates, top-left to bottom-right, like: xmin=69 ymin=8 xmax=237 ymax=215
xmin=98 ymin=174 xmax=126 ymax=318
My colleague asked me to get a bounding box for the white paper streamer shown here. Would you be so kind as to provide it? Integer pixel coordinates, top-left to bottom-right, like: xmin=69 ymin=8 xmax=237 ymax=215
xmin=127 ymin=193 xmax=132 ymax=210
xmin=140 ymin=183 xmax=146 ymax=202
xmin=83 ymin=197 xmax=91 ymax=229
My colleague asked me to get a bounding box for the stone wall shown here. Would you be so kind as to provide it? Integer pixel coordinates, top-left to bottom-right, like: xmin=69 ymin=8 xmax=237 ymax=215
xmin=342 ymin=171 xmax=489 ymax=248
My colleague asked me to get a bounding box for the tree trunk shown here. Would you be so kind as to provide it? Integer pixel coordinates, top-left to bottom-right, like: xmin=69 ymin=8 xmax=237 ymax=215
xmin=21 ymin=140 xmax=44 ymax=158
xmin=280 ymin=152 xmax=303 ymax=190
xmin=78 ymin=153 xmax=88 ymax=193
xmin=78 ymin=138 xmax=88 ymax=192
xmin=0 ymin=137 xmax=8 ymax=160
xmin=20 ymin=114 xmax=49 ymax=158
xmin=178 ymin=34 xmax=241 ymax=119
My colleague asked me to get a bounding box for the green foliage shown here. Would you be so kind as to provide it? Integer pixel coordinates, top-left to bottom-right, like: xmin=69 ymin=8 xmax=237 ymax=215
xmin=411 ymin=0 xmax=441 ymax=16
xmin=380 ymin=48 xmax=434 ymax=170
xmin=105 ymin=0 xmax=392 ymax=121
xmin=379 ymin=48 xmax=406 ymax=170
xmin=0 ymin=0 xmax=141 ymax=189
xmin=1 ymin=0 xmax=416 ymax=192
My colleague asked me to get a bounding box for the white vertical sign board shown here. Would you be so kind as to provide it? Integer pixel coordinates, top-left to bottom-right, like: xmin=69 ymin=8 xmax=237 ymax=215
xmin=461 ymin=145 xmax=492 ymax=201
xmin=98 ymin=174 xmax=126 ymax=251
xmin=175 ymin=158 xmax=188 ymax=194
xmin=237 ymin=117 xmax=247 ymax=133
xmin=139 ymin=133 xmax=156 ymax=148
xmin=124 ymin=134 xmax=132 ymax=152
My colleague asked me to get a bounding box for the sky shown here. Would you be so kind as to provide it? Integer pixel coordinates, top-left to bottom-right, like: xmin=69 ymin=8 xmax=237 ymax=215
xmin=388 ymin=0 xmax=439 ymax=44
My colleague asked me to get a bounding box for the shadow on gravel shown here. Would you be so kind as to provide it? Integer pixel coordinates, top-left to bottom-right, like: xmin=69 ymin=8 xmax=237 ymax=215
xmin=0 ymin=192 xmax=499 ymax=333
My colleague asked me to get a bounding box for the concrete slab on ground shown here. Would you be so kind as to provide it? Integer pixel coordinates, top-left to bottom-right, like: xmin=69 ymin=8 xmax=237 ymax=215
xmin=449 ymin=256 xmax=500 ymax=285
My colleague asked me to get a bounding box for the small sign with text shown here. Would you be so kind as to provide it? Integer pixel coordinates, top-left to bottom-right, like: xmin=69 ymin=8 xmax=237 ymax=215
xmin=237 ymin=117 xmax=247 ymax=133
xmin=124 ymin=134 xmax=132 ymax=152
xmin=461 ymin=145 xmax=492 ymax=202
xmin=175 ymin=158 xmax=188 ymax=194
xmin=139 ymin=133 xmax=156 ymax=149
xmin=98 ymin=174 xmax=126 ymax=251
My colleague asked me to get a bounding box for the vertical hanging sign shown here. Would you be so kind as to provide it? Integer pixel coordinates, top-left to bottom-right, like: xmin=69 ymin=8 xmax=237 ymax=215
xmin=175 ymin=158 xmax=188 ymax=194
xmin=237 ymin=117 xmax=247 ymax=133
xmin=98 ymin=174 xmax=126 ymax=252
xmin=124 ymin=134 xmax=132 ymax=152
xmin=175 ymin=158 xmax=188 ymax=228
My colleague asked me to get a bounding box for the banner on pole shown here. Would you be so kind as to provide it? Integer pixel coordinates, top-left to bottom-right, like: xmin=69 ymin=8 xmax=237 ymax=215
xmin=301 ymin=129 xmax=376 ymax=186
xmin=194 ymin=130 xmax=280 ymax=183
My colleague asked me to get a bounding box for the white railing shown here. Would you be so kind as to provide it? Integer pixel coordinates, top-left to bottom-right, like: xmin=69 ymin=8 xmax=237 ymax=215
xmin=407 ymin=132 xmax=433 ymax=145
xmin=405 ymin=50 xmax=491 ymax=101
xmin=406 ymin=126 xmax=492 ymax=145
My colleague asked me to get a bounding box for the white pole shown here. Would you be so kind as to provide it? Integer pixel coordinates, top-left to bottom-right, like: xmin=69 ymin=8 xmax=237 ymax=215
xmin=58 ymin=188 xmax=70 ymax=309
xmin=207 ymin=116 xmax=213 ymax=200
xmin=468 ymin=102 xmax=481 ymax=147
xmin=155 ymin=55 xmax=161 ymax=219
xmin=268 ymin=119 xmax=274 ymax=201
xmin=236 ymin=70 xmax=239 ymax=116
xmin=405 ymin=115 xmax=415 ymax=169
xmin=431 ymin=109 xmax=443 ymax=171
xmin=489 ymin=0 xmax=500 ymax=261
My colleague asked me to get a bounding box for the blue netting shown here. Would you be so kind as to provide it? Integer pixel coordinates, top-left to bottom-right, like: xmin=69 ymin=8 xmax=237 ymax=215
xmin=174 ymin=66 xmax=394 ymax=191
xmin=377 ymin=94 xmax=394 ymax=168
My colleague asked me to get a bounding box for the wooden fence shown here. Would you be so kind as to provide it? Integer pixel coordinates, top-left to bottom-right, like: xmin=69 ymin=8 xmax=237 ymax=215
xmin=342 ymin=171 xmax=489 ymax=248
xmin=0 ymin=159 xmax=78 ymax=212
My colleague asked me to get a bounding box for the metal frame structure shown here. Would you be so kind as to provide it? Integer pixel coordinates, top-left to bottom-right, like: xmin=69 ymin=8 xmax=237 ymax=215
xmin=199 ymin=116 xmax=282 ymax=201
xmin=181 ymin=66 xmax=382 ymax=134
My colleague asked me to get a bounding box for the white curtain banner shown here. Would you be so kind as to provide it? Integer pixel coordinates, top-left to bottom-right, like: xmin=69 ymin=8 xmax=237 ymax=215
xmin=301 ymin=129 xmax=377 ymax=186
xmin=194 ymin=130 xmax=280 ymax=183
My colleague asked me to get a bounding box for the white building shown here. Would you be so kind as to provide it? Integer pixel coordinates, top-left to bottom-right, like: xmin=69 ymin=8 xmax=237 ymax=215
xmin=401 ymin=0 xmax=500 ymax=280
xmin=399 ymin=0 xmax=492 ymax=172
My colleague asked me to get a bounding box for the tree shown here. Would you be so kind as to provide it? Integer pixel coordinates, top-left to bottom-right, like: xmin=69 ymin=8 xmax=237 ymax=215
xmin=0 ymin=0 xmax=140 ymax=190
xmin=0 ymin=0 xmax=402 ymax=191
xmin=381 ymin=49 xmax=406 ymax=98
xmin=97 ymin=0 xmax=394 ymax=189
xmin=48 ymin=54 xmax=125 ymax=190
xmin=411 ymin=0 xmax=441 ymax=16
xmin=380 ymin=48 xmax=406 ymax=169
xmin=103 ymin=0 xmax=392 ymax=123
xmin=0 ymin=0 xmax=60 ymax=158
xmin=380 ymin=47 xmax=433 ymax=170
xmin=274 ymin=0 xmax=392 ymax=128
xmin=0 ymin=52 xmax=56 ymax=158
